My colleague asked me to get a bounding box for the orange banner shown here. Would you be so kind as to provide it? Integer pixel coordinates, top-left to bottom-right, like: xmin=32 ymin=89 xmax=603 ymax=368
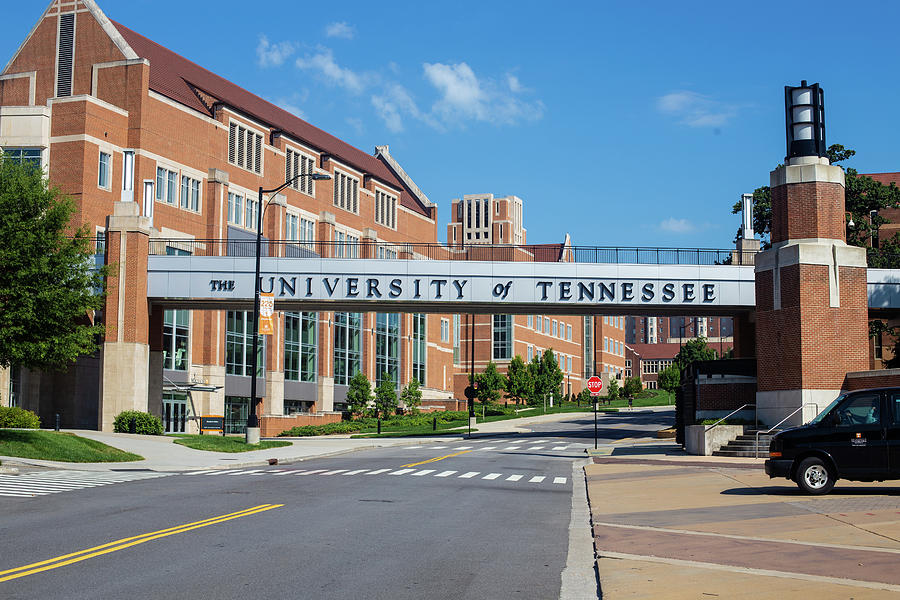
xmin=258 ymin=292 xmax=275 ymax=335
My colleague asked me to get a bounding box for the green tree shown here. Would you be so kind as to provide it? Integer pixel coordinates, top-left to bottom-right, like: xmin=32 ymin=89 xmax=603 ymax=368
xmin=674 ymin=337 xmax=717 ymax=372
xmin=400 ymin=378 xmax=422 ymax=414
xmin=540 ymin=349 xmax=565 ymax=401
xmin=374 ymin=374 xmax=398 ymax=418
xmin=657 ymin=365 xmax=682 ymax=394
xmin=504 ymin=355 xmax=533 ymax=405
xmin=578 ymin=388 xmax=592 ymax=404
xmin=0 ymin=155 xmax=107 ymax=369
xmin=606 ymin=378 xmax=619 ymax=402
xmin=731 ymin=144 xmax=900 ymax=265
xmin=476 ymin=361 xmax=506 ymax=405
xmin=623 ymin=376 xmax=642 ymax=398
xmin=346 ymin=371 xmax=372 ymax=418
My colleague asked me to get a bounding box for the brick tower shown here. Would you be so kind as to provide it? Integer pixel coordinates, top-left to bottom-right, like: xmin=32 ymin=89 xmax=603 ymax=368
xmin=755 ymin=81 xmax=868 ymax=426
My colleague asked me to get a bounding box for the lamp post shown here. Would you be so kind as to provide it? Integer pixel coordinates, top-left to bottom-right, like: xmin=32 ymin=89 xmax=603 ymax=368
xmin=246 ymin=171 xmax=331 ymax=444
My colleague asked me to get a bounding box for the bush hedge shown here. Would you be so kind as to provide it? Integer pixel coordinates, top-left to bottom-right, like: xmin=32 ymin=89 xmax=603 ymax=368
xmin=278 ymin=410 xmax=472 ymax=437
xmin=113 ymin=411 xmax=163 ymax=435
xmin=0 ymin=406 xmax=41 ymax=429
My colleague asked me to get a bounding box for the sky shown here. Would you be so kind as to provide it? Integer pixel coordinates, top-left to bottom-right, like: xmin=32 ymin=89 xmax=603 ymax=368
xmin=3 ymin=0 xmax=900 ymax=249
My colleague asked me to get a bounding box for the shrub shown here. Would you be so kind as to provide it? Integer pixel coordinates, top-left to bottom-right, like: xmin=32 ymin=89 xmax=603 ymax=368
xmin=113 ymin=410 xmax=163 ymax=435
xmin=0 ymin=406 xmax=41 ymax=429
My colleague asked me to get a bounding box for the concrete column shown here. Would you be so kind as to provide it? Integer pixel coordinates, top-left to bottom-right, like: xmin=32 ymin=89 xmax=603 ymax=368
xmin=317 ymin=211 xmax=335 ymax=257
xmin=264 ymin=370 xmax=284 ymax=416
xmin=755 ymin=158 xmax=868 ymax=427
xmin=147 ymin=306 xmax=163 ymax=419
xmin=100 ymin=201 xmax=152 ymax=431
xmin=317 ymin=376 xmax=335 ymax=413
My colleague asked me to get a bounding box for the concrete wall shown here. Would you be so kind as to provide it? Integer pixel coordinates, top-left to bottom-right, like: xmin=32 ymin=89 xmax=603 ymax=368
xmin=684 ymin=424 xmax=744 ymax=456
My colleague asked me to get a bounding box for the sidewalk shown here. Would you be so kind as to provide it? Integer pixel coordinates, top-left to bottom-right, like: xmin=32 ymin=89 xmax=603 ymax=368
xmin=585 ymin=443 xmax=900 ymax=598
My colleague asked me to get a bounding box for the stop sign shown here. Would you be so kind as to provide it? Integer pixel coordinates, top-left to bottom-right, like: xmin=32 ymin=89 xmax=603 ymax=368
xmin=587 ymin=376 xmax=603 ymax=396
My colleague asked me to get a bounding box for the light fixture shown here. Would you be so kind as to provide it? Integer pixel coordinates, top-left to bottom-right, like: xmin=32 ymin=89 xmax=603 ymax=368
xmin=785 ymin=80 xmax=826 ymax=160
xmin=847 ymin=212 xmax=855 ymax=229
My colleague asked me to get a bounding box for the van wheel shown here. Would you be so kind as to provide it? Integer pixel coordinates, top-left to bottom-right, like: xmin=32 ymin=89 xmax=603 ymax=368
xmin=795 ymin=457 xmax=835 ymax=495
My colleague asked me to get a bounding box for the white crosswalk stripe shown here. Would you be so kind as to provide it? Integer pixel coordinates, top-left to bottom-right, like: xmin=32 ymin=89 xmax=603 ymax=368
xmin=504 ymin=446 xmax=520 ymax=450
xmin=364 ymin=469 xmax=391 ymax=475
xmin=459 ymin=471 xmax=480 ymax=479
xmin=480 ymin=446 xmax=496 ymax=450
xmin=298 ymin=469 xmax=326 ymax=475
xmin=342 ymin=469 xmax=369 ymax=476
xmin=552 ymin=446 xmax=568 ymax=451
xmin=528 ymin=446 xmax=545 ymax=450
xmin=389 ymin=469 xmax=416 ymax=475
xmin=529 ymin=476 xmax=546 ymax=483
xmin=455 ymin=446 xmax=473 ymax=450
xmin=411 ymin=469 xmax=435 ymax=476
xmin=321 ymin=469 xmax=348 ymax=475
xmin=553 ymin=477 xmax=567 ymax=484
xmin=435 ymin=470 xmax=457 ymax=477
xmin=506 ymin=474 xmax=523 ymax=482
xmin=0 ymin=470 xmax=171 ymax=498
xmin=482 ymin=473 xmax=502 ymax=480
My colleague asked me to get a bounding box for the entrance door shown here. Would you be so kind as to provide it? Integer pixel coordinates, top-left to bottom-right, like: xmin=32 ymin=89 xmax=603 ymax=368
xmin=163 ymin=393 xmax=188 ymax=433
xmin=889 ymin=392 xmax=900 ymax=475
xmin=225 ymin=397 xmax=249 ymax=434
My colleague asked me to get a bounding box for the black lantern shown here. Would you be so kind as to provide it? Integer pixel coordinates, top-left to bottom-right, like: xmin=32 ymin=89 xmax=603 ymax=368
xmin=785 ymin=80 xmax=826 ymax=160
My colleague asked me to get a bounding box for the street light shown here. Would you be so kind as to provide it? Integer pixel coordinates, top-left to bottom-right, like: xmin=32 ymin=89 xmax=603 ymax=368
xmin=246 ymin=171 xmax=331 ymax=444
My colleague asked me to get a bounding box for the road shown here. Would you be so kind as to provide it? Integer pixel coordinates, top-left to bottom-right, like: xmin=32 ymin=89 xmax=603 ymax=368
xmin=0 ymin=408 xmax=671 ymax=600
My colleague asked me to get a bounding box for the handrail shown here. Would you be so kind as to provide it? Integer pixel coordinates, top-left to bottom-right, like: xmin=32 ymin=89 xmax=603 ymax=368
xmin=754 ymin=403 xmax=819 ymax=458
xmin=704 ymin=404 xmax=755 ymax=432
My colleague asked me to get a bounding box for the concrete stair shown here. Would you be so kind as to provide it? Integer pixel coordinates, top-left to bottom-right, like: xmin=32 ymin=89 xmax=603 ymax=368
xmin=712 ymin=430 xmax=778 ymax=458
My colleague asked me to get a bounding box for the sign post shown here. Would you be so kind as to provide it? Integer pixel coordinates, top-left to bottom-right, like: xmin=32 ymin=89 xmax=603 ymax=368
xmin=587 ymin=376 xmax=603 ymax=450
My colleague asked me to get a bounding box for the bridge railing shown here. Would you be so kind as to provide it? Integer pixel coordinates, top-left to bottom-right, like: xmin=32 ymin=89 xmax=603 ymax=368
xmin=148 ymin=239 xmax=747 ymax=265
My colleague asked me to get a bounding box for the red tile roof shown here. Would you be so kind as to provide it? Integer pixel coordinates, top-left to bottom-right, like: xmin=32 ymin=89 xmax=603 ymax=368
xmin=627 ymin=343 xmax=682 ymax=360
xmin=110 ymin=21 xmax=432 ymax=219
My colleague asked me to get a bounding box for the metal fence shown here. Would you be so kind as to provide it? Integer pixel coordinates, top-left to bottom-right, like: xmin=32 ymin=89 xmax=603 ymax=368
xmin=148 ymin=239 xmax=747 ymax=266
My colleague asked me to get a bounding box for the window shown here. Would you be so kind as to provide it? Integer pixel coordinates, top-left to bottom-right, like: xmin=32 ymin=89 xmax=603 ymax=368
xmin=375 ymin=313 xmax=400 ymax=387
xmin=527 ymin=345 xmax=533 ymax=361
xmin=375 ymin=189 xmax=398 ymax=229
xmin=225 ymin=311 xmax=263 ymax=377
xmin=583 ymin=316 xmax=594 ymax=378
xmin=288 ymin=215 xmax=315 ymax=249
xmin=834 ymin=394 xmax=881 ymax=426
xmin=441 ymin=318 xmax=450 ymax=343
xmin=377 ymin=246 xmax=397 ymax=259
xmin=412 ymin=313 xmax=426 ymax=384
xmin=493 ymin=314 xmax=512 ymax=360
xmin=156 ymin=167 xmax=177 ymax=205
xmin=163 ymin=310 xmax=189 ymax=371
xmin=228 ymin=122 xmax=262 ymax=174
xmin=57 ymin=12 xmax=74 ymax=97
xmin=453 ymin=314 xmax=461 ymax=364
xmin=333 ymin=312 xmax=362 ymax=385
xmin=495 ymin=202 xmax=500 ymax=215
xmin=642 ymin=359 xmax=673 ymax=374
xmin=568 ymin=356 xmax=573 ymax=372
xmin=286 ymin=213 xmax=299 ymax=241
xmin=333 ymin=170 xmax=359 ymax=214
xmin=286 ymin=148 xmax=315 ymax=195
xmin=527 ymin=315 xmax=533 ymax=328
xmin=567 ymin=324 xmax=572 ymax=341
xmin=604 ymin=337 xmax=609 ymax=352
xmin=180 ymin=175 xmax=201 ymax=212
xmin=244 ymin=196 xmax=259 ymax=229
xmin=552 ymin=320 xmax=558 ymax=337
xmin=335 ymin=231 xmax=360 ymax=258
xmin=98 ymin=152 xmax=111 ymax=189
xmin=2 ymin=147 xmax=41 ymax=168
xmin=285 ymin=312 xmax=316 ymax=382
xmin=227 ymin=192 xmax=244 ymax=226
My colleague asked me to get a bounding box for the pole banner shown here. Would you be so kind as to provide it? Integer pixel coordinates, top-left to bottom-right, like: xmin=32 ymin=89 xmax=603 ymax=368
xmin=259 ymin=292 xmax=275 ymax=335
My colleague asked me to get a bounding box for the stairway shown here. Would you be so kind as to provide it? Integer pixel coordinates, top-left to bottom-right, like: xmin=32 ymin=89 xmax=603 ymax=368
xmin=712 ymin=430 xmax=778 ymax=458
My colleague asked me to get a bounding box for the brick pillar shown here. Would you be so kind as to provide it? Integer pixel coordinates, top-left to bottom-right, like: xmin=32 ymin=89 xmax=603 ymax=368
xmin=755 ymin=157 xmax=868 ymax=427
xmin=101 ymin=202 xmax=152 ymax=431
xmin=317 ymin=211 xmax=335 ymax=258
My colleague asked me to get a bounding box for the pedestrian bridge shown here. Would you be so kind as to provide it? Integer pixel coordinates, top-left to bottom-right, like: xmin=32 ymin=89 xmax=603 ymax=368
xmin=145 ymin=240 xmax=900 ymax=315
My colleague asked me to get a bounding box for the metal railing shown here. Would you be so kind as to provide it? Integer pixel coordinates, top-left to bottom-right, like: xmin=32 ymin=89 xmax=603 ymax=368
xmin=754 ymin=403 xmax=819 ymax=458
xmin=148 ymin=239 xmax=750 ymax=265
xmin=704 ymin=403 xmax=756 ymax=433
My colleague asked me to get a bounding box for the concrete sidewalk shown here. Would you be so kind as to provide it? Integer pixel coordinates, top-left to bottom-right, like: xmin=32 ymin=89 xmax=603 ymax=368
xmin=585 ymin=444 xmax=900 ymax=598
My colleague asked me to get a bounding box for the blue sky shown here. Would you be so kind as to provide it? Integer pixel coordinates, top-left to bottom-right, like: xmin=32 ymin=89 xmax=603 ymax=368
xmin=3 ymin=0 xmax=899 ymax=248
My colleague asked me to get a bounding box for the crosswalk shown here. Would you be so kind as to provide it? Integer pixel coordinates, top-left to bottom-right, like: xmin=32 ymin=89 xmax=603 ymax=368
xmin=0 ymin=470 xmax=172 ymax=498
xmin=183 ymin=467 xmax=568 ymax=486
xmin=402 ymin=440 xmax=584 ymax=453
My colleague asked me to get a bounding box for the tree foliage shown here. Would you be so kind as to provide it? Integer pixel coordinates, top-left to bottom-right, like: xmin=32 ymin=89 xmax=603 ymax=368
xmin=476 ymin=361 xmax=506 ymax=404
xmin=674 ymin=337 xmax=717 ymax=372
xmin=529 ymin=349 xmax=564 ymax=403
xmin=731 ymin=144 xmax=900 ymax=265
xmin=400 ymin=378 xmax=422 ymax=414
xmin=0 ymin=156 xmax=107 ymax=369
xmin=623 ymin=376 xmax=642 ymax=398
xmin=374 ymin=374 xmax=398 ymax=418
xmin=606 ymin=378 xmax=619 ymax=402
xmin=346 ymin=371 xmax=373 ymax=418
xmin=657 ymin=365 xmax=682 ymax=393
xmin=504 ymin=355 xmax=532 ymax=404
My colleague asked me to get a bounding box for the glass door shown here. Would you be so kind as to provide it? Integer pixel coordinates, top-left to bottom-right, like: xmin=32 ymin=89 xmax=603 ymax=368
xmin=163 ymin=393 xmax=188 ymax=433
xmin=225 ymin=397 xmax=249 ymax=434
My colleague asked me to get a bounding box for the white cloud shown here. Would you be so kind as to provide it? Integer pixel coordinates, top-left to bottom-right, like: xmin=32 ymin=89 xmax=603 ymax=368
xmin=256 ymin=36 xmax=296 ymax=68
xmin=345 ymin=117 xmax=364 ymax=135
xmin=657 ymin=91 xmax=737 ymax=127
xmin=325 ymin=22 xmax=355 ymax=40
xmin=371 ymin=84 xmax=435 ymax=133
xmin=295 ymin=47 xmax=365 ymax=94
xmin=422 ymin=62 xmax=543 ymax=126
xmin=659 ymin=218 xmax=696 ymax=234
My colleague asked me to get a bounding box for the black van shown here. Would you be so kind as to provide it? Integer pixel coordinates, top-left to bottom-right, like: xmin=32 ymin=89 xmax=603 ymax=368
xmin=765 ymin=388 xmax=900 ymax=495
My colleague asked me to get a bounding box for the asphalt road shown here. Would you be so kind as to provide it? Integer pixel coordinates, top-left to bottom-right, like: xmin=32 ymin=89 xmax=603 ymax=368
xmin=0 ymin=408 xmax=672 ymax=600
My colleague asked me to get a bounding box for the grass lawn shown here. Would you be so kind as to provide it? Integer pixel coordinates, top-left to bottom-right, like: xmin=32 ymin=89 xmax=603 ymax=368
xmin=171 ymin=434 xmax=292 ymax=452
xmin=0 ymin=430 xmax=143 ymax=462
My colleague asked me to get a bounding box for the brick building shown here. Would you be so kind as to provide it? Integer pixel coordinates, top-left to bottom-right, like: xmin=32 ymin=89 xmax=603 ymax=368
xmin=0 ymin=0 xmax=628 ymax=431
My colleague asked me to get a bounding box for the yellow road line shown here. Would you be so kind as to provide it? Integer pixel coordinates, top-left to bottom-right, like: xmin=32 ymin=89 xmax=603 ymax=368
xmin=0 ymin=504 xmax=283 ymax=583
xmin=401 ymin=449 xmax=473 ymax=468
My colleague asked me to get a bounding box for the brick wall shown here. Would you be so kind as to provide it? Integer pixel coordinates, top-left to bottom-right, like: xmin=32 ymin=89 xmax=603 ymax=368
xmin=695 ymin=382 xmax=756 ymax=411
xmin=771 ymin=181 xmax=846 ymax=243
xmin=843 ymin=369 xmax=900 ymax=391
xmin=259 ymin=412 xmax=342 ymax=437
